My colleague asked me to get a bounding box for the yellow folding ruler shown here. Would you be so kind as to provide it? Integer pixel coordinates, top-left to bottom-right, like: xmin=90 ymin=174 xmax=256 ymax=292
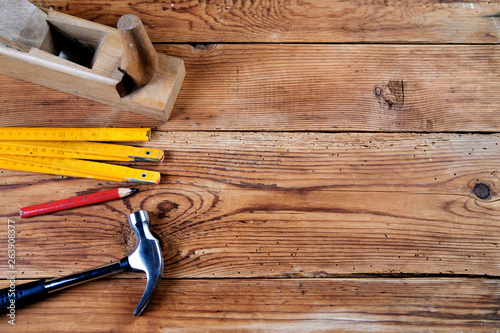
xmin=0 ymin=127 xmax=152 ymax=141
xmin=0 ymin=128 xmax=163 ymax=184
xmin=0 ymin=141 xmax=164 ymax=162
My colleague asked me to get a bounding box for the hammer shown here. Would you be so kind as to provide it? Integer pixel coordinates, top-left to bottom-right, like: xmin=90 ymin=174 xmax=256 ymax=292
xmin=0 ymin=210 xmax=163 ymax=316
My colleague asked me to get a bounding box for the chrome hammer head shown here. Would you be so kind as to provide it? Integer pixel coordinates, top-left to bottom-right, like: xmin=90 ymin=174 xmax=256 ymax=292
xmin=126 ymin=210 xmax=164 ymax=316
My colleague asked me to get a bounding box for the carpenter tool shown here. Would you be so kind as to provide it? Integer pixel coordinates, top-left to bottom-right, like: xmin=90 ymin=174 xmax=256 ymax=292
xmin=0 ymin=0 xmax=185 ymax=121
xmin=0 ymin=127 xmax=163 ymax=183
xmin=0 ymin=141 xmax=164 ymax=162
xmin=20 ymin=188 xmax=138 ymax=218
xmin=0 ymin=127 xmax=152 ymax=141
xmin=0 ymin=154 xmax=161 ymax=184
xmin=0 ymin=210 xmax=163 ymax=316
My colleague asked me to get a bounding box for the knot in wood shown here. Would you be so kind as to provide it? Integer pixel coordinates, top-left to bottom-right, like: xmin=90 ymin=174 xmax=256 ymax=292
xmin=473 ymin=183 xmax=491 ymax=200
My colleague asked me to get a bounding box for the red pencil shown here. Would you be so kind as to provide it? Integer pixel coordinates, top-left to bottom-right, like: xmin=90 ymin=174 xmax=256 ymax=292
xmin=20 ymin=188 xmax=137 ymax=218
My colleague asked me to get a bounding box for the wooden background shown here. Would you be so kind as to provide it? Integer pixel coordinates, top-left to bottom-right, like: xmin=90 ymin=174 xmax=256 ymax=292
xmin=1 ymin=0 xmax=499 ymax=331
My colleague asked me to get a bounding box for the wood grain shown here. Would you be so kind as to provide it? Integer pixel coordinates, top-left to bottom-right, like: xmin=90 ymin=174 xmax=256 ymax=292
xmin=0 ymin=1 xmax=499 ymax=330
xmin=0 ymin=278 xmax=498 ymax=332
xmin=146 ymin=131 xmax=500 ymax=194
xmin=31 ymin=0 xmax=500 ymax=44
xmin=0 ymin=132 xmax=498 ymax=278
xmin=1 ymin=44 xmax=499 ymax=131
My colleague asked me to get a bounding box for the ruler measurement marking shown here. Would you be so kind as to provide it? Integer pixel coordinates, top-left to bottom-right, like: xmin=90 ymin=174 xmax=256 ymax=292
xmin=0 ymin=155 xmax=160 ymax=184
xmin=0 ymin=128 xmax=161 ymax=183
xmin=0 ymin=141 xmax=163 ymax=161
xmin=0 ymin=128 xmax=152 ymax=141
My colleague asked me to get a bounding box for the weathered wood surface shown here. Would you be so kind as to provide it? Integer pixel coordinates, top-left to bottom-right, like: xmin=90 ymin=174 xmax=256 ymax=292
xmin=1 ymin=44 xmax=499 ymax=131
xmin=32 ymin=0 xmax=500 ymax=44
xmin=0 ymin=132 xmax=498 ymax=278
xmin=0 ymin=1 xmax=499 ymax=332
xmin=1 ymin=278 xmax=499 ymax=332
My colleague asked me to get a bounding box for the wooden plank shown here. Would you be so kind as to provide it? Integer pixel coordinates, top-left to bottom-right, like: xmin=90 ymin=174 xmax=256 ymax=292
xmin=31 ymin=0 xmax=500 ymax=44
xmin=0 ymin=132 xmax=498 ymax=278
xmin=4 ymin=131 xmax=498 ymax=193
xmin=3 ymin=131 xmax=500 ymax=194
xmin=0 ymin=278 xmax=498 ymax=332
xmin=144 ymin=131 xmax=500 ymax=194
xmin=3 ymin=184 xmax=500 ymax=278
xmin=0 ymin=44 xmax=498 ymax=131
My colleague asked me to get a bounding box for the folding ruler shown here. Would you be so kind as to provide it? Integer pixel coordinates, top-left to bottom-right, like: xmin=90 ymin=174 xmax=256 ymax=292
xmin=0 ymin=128 xmax=163 ymax=184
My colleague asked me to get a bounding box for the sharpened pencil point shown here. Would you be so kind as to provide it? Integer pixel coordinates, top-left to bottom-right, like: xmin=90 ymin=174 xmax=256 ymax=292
xmin=118 ymin=187 xmax=139 ymax=198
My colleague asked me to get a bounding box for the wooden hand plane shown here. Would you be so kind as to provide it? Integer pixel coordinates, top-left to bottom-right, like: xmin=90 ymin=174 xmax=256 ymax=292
xmin=0 ymin=0 xmax=185 ymax=122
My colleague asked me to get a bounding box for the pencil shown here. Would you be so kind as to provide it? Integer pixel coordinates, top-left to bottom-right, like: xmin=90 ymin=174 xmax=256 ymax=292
xmin=20 ymin=188 xmax=137 ymax=218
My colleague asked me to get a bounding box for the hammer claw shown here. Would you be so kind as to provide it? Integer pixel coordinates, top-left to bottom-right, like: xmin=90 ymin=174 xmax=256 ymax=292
xmin=127 ymin=210 xmax=164 ymax=316
xmin=133 ymin=267 xmax=163 ymax=316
